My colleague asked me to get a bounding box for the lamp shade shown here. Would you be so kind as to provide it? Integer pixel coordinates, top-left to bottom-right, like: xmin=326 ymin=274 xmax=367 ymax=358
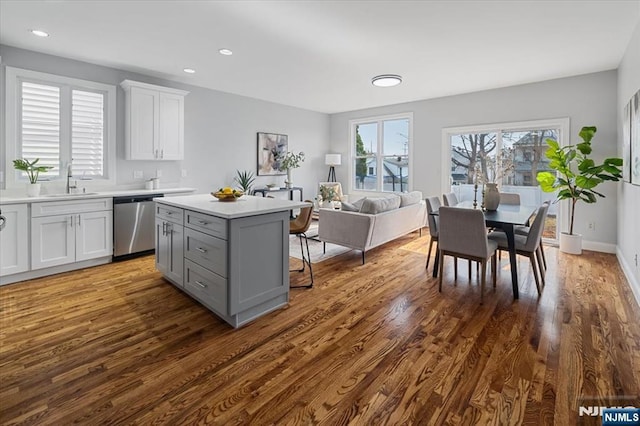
xmin=325 ymin=154 xmax=342 ymax=166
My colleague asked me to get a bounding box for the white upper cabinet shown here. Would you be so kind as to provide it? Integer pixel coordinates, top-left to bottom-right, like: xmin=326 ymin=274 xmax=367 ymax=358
xmin=121 ymin=80 xmax=188 ymax=161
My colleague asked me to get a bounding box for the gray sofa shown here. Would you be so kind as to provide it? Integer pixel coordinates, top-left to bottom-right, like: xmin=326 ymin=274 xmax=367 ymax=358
xmin=318 ymin=192 xmax=426 ymax=263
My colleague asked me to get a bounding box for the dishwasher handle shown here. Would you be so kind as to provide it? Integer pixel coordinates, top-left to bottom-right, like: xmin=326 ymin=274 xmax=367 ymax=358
xmin=113 ymin=194 xmax=164 ymax=204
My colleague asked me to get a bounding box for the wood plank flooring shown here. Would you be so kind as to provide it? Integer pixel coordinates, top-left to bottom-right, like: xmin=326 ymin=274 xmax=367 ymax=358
xmin=1 ymin=231 xmax=639 ymax=425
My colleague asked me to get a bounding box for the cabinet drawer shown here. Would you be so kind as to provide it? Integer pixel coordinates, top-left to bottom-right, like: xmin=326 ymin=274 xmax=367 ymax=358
xmin=32 ymin=198 xmax=112 ymax=217
xmin=185 ymin=210 xmax=227 ymax=239
xmin=184 ymin=228 xmax=227 ymax=277
xmin=156 ymin=203 xmax=183 ymax=223
xmin=184 ymin=259 xmax=227 ymax=315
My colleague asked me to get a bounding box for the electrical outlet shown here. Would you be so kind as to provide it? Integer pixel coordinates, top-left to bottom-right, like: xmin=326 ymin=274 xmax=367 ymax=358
xmin=155 ymin=169 xmax=162 ymax=178
xmin=133 ymin=170 xmax=143 ymax=179
xmin=588 ymin=222 xmax=595 ymax=231
xmin=181 ymin=169 xmax=188 ymax=178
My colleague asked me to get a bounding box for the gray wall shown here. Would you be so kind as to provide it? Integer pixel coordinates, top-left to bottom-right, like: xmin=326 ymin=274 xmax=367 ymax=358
xmin=0 ymin=45 xmax=330 ymax=198
xmin=330 ymin=71 xmax=619 ymax=248
xmin=617 ymin=21 xmax=640 ymax=298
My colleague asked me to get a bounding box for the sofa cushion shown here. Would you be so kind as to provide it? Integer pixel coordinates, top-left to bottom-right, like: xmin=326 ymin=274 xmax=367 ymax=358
xmin=359 ymin=196 xmax=401 ymax=214
xmin=399 ymin=191 xmax=423 ymax=207
xmin=340 ymin=201 xmax=359 ymax=212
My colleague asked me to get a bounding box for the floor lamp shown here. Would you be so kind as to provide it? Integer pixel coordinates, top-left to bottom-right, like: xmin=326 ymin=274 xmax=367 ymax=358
xmin=325 ymin=154 xmax=341 ymax=182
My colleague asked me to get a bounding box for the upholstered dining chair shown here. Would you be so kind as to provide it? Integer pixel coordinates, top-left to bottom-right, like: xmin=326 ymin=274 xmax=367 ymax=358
xmin=500 ymin=192 xmax=521 ymax=205
xmin=442 ymin=191 xmax=473 ymax=278
xmin=442 ymin=192 xmax=459 ymax=207
xmin=515 ymin=201 xmax=550 ymax=271
xmin=425 ymin=196 xmax=441 ymax=271
xmin=438 ymin=207 xmax=498 ymax=304
xmin=488 ymin=203 xmax=549 ymax=295
xmin=289 ymin=200 xmax=314 ymax=288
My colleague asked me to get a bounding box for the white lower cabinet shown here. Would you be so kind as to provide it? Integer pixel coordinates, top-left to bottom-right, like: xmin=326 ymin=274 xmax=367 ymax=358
xmin=0 ymin=204 xmax=29 ymax=276
xmin=31 ymin=199 xmax=113 ymax=270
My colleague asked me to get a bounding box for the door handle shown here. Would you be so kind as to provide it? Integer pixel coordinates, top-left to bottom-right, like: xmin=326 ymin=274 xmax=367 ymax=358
xmin=77 ymin=214 xmax=81 ymax=226
xmin=69 ymin=215 xmax=74 ymax=227
xmin=162 ymin=222 xmax=166 ymax=236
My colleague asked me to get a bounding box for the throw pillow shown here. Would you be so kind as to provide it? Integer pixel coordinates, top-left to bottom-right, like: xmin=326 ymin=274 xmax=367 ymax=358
xmin=399 ymin=191 xmax=423 ymax=207
xmin=359 ymin=196 xmax=401 ymax=214
xmin=352 ymin=197 xmax=366 ymax=210
xmin=340 ymin=201 xmax=359 ymax=212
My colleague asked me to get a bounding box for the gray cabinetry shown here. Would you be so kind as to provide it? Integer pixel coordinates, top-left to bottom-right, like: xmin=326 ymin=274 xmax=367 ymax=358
xmin=154 ymin=197 xmax=292 ymax=328
xmin=155 ymin=204 xmax=183 ymax=286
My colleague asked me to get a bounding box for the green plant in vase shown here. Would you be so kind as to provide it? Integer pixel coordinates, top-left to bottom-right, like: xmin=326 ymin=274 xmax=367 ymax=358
xmin=234 ymin=170 xmax=256 ymax=194
xmin=13 ymin=158 xmax=53 ymax=197
xmin=536 ymin=126 xmax=622 ymax=254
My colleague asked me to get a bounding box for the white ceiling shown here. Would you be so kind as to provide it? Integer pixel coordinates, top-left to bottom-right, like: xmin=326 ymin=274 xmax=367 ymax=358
xmin=1 ymin=1 xmax=639 ymax=114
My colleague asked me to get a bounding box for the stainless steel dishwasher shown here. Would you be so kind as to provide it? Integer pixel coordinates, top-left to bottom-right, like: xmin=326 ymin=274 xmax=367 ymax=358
xmin=113 ymin=194 xmax=163 ymax=260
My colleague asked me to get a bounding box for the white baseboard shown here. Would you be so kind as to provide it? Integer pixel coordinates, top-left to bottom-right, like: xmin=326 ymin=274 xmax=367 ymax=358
xmin=617 ymin=247 xmax=640 ymax=308
xmin=582 ymin=240 xmax=616 ymax=254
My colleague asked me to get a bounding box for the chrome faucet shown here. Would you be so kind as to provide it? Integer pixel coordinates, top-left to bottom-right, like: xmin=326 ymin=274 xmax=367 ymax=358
xmin=66 ymin=163 xmax=77 ymax=194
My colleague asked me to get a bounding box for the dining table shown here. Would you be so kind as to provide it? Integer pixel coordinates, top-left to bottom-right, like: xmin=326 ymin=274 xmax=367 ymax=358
xmin=431 ymin=202 xmax=537 ymax=300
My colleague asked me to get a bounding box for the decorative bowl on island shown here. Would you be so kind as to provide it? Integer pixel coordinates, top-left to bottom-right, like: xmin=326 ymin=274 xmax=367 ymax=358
xmin=211 ymin=188 xmax=243 ymax=201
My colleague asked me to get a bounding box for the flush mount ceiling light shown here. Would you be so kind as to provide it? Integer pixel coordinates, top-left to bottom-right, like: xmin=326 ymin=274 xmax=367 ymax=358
xmin=183 ymin=68 xmax=196 ymax=74
xmin=30 ymin=29 xmax=49 ymax=37
xmin=371 ymin=74 xmax=402 ymax=87
xmin=218 ymin=48 xmax=233 ymax=56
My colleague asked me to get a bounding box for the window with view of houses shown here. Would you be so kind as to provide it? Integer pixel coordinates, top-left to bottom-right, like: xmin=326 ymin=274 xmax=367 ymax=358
xmin=446 ymin=120 xmax=568 ymax=241
xmin=351 ymin=113 xmax=412 ymax=193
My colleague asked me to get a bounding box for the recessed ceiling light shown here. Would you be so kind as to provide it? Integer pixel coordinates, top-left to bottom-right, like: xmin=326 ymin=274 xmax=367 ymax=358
xmin=183 ymin=68 xmax=196 ymax=74
xmin=30 ymin=29 xmax=49 ymax=37
xmin=218 ymin=48 xmax=233 ymax=56
xmin=372 ymin=74 xmax=402 ymax=87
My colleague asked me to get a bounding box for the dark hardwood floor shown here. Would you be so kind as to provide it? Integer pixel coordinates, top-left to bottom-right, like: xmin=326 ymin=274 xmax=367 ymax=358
xmin=1 ymin=231 xmax=639 ymax=425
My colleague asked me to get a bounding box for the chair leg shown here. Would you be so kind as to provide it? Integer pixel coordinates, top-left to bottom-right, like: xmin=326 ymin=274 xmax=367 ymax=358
xmin=480 ymin=260 xmax=487 ymax=305
xmin=291 ymin=233 xmax=313 ymax=288
xmin=529 ymin=253 xmax=541 ymax=296
xmin=535 ymin=247 xmax=546 ymax=286
xmin=362 ymin=251 xmax=365 ymax=265
xmin=468 ymin=260 xmax=472 ymax=280
xmin=540 ymin=242 xmax=547 ymax=270
xmin=426 ymin=238 xmax=434 ymax=269
xmin=438 ymin=251 xmax=444 ymax=292
xmin=492 ymin=253 xmax=497 ymax=288
xmin=454 ymin=256 xmax=458 ymax=281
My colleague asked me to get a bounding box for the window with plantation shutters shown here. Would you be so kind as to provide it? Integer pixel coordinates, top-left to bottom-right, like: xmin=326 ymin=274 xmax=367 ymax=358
xmin=6 ymin=66 xmax=116 ymax=185
xmin=20 ymin=82 xmax=61 ymax=179
xmin=72 ymin=90 xmax=104 ymax=177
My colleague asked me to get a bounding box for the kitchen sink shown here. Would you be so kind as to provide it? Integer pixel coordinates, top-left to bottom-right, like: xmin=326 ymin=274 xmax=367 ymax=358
xmin=44 ymin=192 xmax=99 ymax=197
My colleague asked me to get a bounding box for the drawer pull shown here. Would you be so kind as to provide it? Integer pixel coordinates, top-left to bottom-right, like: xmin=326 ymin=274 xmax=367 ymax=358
xmin=197 ymin=220 xmax=209 ymax=225
xmin=165 ymin=211 xmax=172 ymax=215
xmin=194 ymin=280 xmax=207 ymax=288
xmin=196 ymin=247 xmax=207 ymax=253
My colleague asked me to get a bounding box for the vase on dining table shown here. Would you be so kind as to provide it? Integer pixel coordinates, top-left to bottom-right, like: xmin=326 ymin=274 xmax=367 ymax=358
xmin=484 ymin=183 xmax=500 ymax=211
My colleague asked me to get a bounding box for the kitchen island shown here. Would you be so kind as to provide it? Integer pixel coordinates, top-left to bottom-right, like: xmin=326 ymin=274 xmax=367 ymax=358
xmin=154 ymin=194 xmax=310 ymax=328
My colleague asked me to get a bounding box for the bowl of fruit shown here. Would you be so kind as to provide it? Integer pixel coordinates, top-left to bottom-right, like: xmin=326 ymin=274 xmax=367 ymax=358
xmin=211 ymin=187 xmax=243 ymax=201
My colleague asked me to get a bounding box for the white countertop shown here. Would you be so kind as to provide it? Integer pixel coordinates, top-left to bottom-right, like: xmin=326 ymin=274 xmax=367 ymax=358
xmin=0 ymin=187 xmax=196 ymax=205
xmin=155 ymin=194 xmax=311 ymax=219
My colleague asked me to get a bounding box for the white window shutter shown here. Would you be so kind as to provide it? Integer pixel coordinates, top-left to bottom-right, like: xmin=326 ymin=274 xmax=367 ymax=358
xmin=20 ymin=82 xmax=60 ymax=178
xmin=72 ymin=89 xmax=104 ymax=177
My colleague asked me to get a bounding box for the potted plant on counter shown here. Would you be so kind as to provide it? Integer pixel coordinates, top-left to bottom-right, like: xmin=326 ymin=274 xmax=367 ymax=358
xmin=536 ymin=126 xmax=622 ymax=254
xmin=234 ymin=170 xmax=256 ymax=194
xmin=13 ymin=158 xmax=53 ymax=197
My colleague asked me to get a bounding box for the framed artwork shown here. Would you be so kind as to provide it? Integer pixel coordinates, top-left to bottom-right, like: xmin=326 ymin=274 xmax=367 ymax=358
xmin=257 ymin=132 xmax=287 ymax=176
xmin=632 ymin=90 xmax=640 ymax=186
